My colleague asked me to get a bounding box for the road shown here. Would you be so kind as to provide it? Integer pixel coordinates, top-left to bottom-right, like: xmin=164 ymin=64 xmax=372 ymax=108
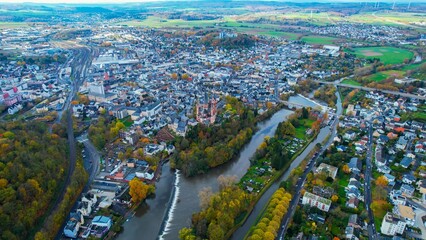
xmin=364 ymin=120 xmax=378 ymax=239
xmin=77 ymin=133 xmax=101 ymax=189
xmin=44 ymin=46 xmax=93 ymax=239
xmin=317 ymin=81 xmax=426 ymax=100
xmin=277 ymin=90 xmax=343 ymax=239
xmin=55 ymin=47 xmax=92 ymax=124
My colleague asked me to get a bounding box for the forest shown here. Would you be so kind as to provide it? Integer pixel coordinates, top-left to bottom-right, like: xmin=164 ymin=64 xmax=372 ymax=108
xmin=199 ymin=32 xmax=257 ymax=49
xmin=172 ymin=96 xmax=256 ymax=177
xmin=0 ymin=121 xmax=69 ymax=240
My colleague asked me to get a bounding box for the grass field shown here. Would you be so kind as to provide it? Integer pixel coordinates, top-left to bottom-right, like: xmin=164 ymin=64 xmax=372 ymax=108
xmin=401 ymin=61 xmax=425 ymax=71
xmin=341 ymin=79 xmax=362 ymax=86
xmin=348 ymin=12 xmax=426 ymax=29
xmin=300 ymin=35 xmax=337 ymax=45
xmin=0 ymin=22 xmax=29 ymax=29
xmin=295 ymin=119 xmax=315 ymax=140
xmin=116 ymin=17 xmax=219 ymax=28
xmin=365 ymin=70 xmax=405 ymax=82
xmin=257 ymin=31 xmax=301 ymax=40
xmin=348 ymin=47 xmax=414 ymax=65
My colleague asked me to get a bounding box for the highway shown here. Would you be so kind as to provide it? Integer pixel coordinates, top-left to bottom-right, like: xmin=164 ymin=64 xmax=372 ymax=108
xmin=277 ymin=90 xmax=342 ymax=239
xmin=317 ymin=81 xmax=426 ymax=100
xmin=364 ymin=120 xmax=378 ymax=239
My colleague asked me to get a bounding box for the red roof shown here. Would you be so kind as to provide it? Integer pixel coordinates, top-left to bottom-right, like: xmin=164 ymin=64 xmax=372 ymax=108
xmin=394 ymin=127 xmax=405 ymax=133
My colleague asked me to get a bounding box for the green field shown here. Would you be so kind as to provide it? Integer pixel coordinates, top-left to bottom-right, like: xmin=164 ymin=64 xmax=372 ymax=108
xmin=401 ymin=61 xmax=425 ymax=71
xmin=341 ymin=79 xmax=362 ymax=86
xmin=116 ymin=16 xmax=219 ymax=28
xmin=257 ymin=31 xmax=300 ymax=40
xmin=0 ymin=22 xmax=29 ymax=29
xmin=300 ymin=35 xmax=337 ymax=45
xmin=365 ymin=70 xmax=405 ymax=82
xmin=294 ymin=119 xmax=315 ymax=140
xmin=349 ymin=47 xmax=414 ymax=65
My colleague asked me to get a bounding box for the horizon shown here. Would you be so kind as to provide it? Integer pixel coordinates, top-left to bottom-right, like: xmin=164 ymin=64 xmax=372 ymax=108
xmin=1 ymin=0 xmax=426 ymax=5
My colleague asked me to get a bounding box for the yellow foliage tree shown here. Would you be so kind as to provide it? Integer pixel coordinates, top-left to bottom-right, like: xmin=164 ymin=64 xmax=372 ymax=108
xmin=129 ymin=178 xmax=150 ymax=203
xmin=375 ymin=175 xmax=388 ymax=187
xmin=331 ymin=195 xmax=339 ymax=202
xmin=342 ymin=164 xmax=350 ymax=174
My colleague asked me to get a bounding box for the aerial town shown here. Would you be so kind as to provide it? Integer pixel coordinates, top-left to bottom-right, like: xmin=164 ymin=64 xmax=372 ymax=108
xmin=0 ymin=1 xmax=425 ymax=240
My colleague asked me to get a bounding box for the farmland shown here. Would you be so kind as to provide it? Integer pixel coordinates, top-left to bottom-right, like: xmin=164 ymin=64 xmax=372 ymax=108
xmin=300 ymin=35 xmax=337 ymax=45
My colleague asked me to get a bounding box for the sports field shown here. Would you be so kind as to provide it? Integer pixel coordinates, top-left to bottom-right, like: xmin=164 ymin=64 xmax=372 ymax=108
xmin=349 ymin=47 xmax=414 ymax=65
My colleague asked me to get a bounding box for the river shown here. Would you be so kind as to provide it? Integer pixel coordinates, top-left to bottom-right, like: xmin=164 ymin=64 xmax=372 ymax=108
xmin=118 ymin=96 xmax=320 ymax=240
xmin=231 ymin=89 xmax=343 ymax=240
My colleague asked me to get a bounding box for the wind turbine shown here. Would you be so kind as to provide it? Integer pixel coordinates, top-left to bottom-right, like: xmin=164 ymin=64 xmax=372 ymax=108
xmin=407 ymin=1 xmax=411 ymax=10
xmin=392 ymin=1 xmax=396 ymax=10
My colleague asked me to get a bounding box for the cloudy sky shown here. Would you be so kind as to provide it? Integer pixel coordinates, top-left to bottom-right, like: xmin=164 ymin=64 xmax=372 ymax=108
xmin=0 ymin=0 xmax=423 ymax=4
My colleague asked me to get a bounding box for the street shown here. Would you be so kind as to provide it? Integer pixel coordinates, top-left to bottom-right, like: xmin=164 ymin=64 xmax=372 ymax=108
xmin=277 ymin=90 xmax=343 ymax=239
xmin=364 ymin=120 xmax=378 ymax=239
xmin=77 ymin=133 xmax=101 ymax=189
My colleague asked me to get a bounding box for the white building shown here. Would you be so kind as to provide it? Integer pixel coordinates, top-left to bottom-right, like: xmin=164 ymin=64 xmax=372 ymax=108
xmin=380 ymin=212 xmax=407 ymax=236
xmin=393 ymin=205 xmax=415 ymax=226
xmin=302 ymin=191 xmax=332 ymax=212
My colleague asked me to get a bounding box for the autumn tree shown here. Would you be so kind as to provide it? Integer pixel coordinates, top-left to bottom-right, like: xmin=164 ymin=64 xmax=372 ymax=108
xmin=331 ymin=195 xmax=339 ymax=202
xmin=217 ymin=175 xmax=237 ymax=190
xmin=182 ymin=73 xmax=189 ymax=80
xmin=342 ymin=164 xmax=350 ymax=174
xmin=129 ymin=178 xmax=150 ymax=203
xmin=375 ymin=175 xmax=388 ymax=187
xmin=198 ymin=187 xmax=213 ymax=210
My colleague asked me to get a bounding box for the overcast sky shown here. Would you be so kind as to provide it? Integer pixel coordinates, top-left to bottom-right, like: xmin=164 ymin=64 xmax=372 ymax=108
xmin=0 ymin=0 xmax=424 ymax=4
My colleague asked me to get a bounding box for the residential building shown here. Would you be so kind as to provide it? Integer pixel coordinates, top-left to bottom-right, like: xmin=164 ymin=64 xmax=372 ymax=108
xmin=302 ymin=191 xmax=332 ymax=212
xmin=380 ymin=212 xmax=407 ymax=236
xmin=316 ymin=163 xmax=338 ymax=179
xmin=393 ymin=205 xmax=415 ymax=226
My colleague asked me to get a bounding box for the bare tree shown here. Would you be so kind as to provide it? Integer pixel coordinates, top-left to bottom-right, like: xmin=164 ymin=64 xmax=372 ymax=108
xmin=198 ymin=187 xmax=213 ymax=210
xmin=217 ymin=175 xmax=238 ymax=190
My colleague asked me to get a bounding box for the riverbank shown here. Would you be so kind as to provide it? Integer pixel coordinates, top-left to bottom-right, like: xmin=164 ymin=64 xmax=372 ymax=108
xmin=181 ymin=107 xmax=324 ymax=239
xmin=156 ymin=108 xmax=295 ymax=240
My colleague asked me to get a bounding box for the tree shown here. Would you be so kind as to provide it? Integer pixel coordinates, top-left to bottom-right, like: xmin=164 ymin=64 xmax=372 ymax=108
xmin=198 ymin=187 xmax=213 ymax=210
xmin=179 ymin=228 xmax=196 ymax=240
xmin=342 ymin=164 xmax=350 ymax=174
xmin=171 ymin=73 xmax=178 ymax=80
xmin=217 ymin=175 xmax=237 ymax=190
xmin=375 ymin=175 xmax=388 ymax=187
xmin=129 ymin=178 xmax=149 ymax=203
xmin=182 ymin=73 xmax=189 ymax=80
xmin=264 ymin=231 xmax=275 ymax=240
xmin=302 ymin=107 xmax=309 ymax=119
xmin=277 ymin=121 xmax=295 ymax=137
xmin=331 ymin=195 xmax=339 ymax=202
